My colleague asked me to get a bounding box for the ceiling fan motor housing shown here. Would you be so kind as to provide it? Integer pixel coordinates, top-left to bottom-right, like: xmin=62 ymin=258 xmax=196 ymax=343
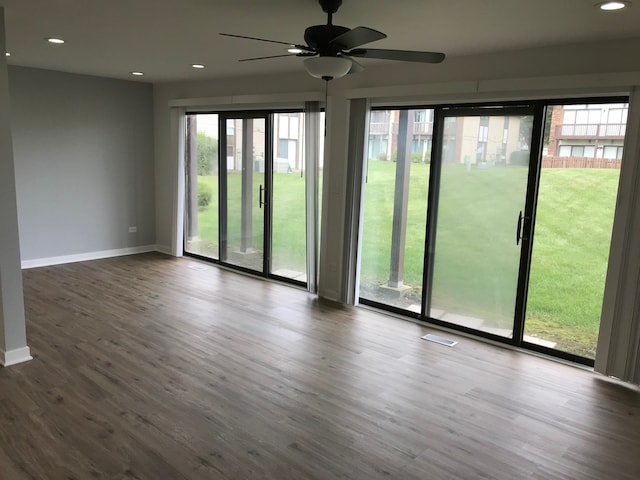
xmin=304 ymin=24 xmax=350 ymax=55
xmin=319 ymin=0 xmax=343 ymax=14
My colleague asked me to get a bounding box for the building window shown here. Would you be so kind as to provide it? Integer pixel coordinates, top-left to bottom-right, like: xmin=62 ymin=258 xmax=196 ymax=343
xmin=607 ymin=108 xmax=628 ymax=125
xmin=412 ymin=138 xmax=425 ymax=154
xmin=278 ymin=139 xmax=290 ymax=159
xmin=371 ymin=110 xmax=388 ymax=123
xmin=572 ymin=146 xmax=585 ymax=157
xmin=558 ymin=145 xmax=596 ymax=158
xmin=368 ymin=135 xmax=388 ymax=160
xmin=603 ymin=145 xmax=624 ymax=160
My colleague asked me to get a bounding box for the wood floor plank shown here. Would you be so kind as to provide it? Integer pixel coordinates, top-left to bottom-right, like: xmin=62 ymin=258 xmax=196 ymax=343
xmin=0 ymin=252 xmax=638 ymax=479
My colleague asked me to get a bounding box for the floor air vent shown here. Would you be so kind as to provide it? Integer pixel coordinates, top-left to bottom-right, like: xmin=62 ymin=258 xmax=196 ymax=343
xmin=188 ymin=264 xmax=208 ymax=271
xmin=421 ymin=333 xmax=458 ymax=347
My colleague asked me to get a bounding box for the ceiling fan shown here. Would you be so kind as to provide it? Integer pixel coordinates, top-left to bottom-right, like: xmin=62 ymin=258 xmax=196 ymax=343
xmin=220 ymin=0 xmax=445 ymax=80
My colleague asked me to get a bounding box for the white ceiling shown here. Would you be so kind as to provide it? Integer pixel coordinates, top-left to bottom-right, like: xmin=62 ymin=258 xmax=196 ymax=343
xmin=1 ymin=0 xmax=639 ymax=83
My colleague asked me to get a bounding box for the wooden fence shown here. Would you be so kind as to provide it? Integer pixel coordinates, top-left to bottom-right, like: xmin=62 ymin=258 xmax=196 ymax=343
xmin=541 ymin=156 xmax=622 ymax=169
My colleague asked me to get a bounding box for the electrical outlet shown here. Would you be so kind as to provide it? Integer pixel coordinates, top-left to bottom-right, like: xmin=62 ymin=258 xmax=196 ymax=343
xmin=128 ymin=226 xmax=137 ymax=233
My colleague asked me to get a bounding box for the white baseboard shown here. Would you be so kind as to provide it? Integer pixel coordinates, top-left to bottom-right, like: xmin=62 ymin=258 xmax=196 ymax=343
xmin=155 ymin=244 xmax=173 ymax=255
xmin=21 ymin=245 xmax=164 ymax=269
xmin=0 ymin=346 xmax=32 ymax=367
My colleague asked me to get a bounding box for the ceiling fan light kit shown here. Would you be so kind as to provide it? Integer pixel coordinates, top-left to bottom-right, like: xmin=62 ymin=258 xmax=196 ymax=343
xmin=221 ymin=0 xmax=445 ymax=81
xmin=303 ymin=56 xmax=352 ymax=80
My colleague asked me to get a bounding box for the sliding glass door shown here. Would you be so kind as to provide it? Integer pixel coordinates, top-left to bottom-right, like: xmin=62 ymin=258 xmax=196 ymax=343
xmin=184 ymin=109 xmax=318 ymax=286
xmin=358 ymin=99 xmax=628 ymax=364
xmin=220 ymin=115 xmax=267 ymax=272
xmin=429 ymin=108 xmax=535 ymax=338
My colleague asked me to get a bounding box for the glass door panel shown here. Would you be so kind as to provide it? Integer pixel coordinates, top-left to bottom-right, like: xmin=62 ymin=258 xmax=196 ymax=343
xmin=221 ymin=116 xmax=266 ymax=272
xmin=524 ymin=102 xmax=626 ymax=359
xmin=184 ymin=113 xmax=219 ymax=259
xmin=430 ymin=111 xmax=534 ymax=337
xmin=359 ymin=109 xmax=432 ymax=311
xmin=271 ymin=112 xmax=307 ymax=282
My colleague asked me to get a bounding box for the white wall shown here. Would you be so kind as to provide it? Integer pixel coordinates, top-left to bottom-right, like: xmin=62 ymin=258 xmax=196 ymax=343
xmin=153 ymin=37 xmax=640 ymax=302
xmin=9 ymin=66 xmax=155 ymax=264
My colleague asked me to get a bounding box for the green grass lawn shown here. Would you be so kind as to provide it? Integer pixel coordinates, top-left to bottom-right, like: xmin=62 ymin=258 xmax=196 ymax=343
xmin=360 ymin=160 xmax=619 ymax=357
xmin=525 ymin=167 xmax=619 ymax=357
xmin=190 ymin=161 xmax=619 ymax=359
xmin=187 ymin=171 xmax=312 ymax=273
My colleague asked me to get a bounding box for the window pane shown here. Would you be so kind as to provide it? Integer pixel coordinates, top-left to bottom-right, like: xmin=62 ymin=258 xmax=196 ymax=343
xmin=603 ymin=146 xmax=618 ymax=159
xmin=525 ymin=102 xmax=626 ymax=358
xmin=584 ymin=146 xmax=595 ymax=158
xmin=185 ymin=114 xmax=219 ymax=258
xmin=271 ymin=112 xmax=307 ymax=282
xmin=359 ymin=109 xmax=431 ymax=311
xmin=559 ymin=145 xmax=571 ymax=157
xmin=563 ymin=110 xmax=576 ymax=124
xmin=608 ymin=109 xmax=623 ymax=124
xmin=576 ymin=110 xmax=589 ymax=124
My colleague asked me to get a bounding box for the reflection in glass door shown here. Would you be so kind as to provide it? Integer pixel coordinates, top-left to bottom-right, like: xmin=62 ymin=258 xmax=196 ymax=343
xmin=220 ymin=116 xmax=266 ymax=273
xmin=428 ymin=109 xmax=534 ymax=337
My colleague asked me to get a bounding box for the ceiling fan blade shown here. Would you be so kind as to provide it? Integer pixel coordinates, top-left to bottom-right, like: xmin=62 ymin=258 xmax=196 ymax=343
xmin=220 ymin=33 xmax=313 ymax=52
xmin=238 ymin=54 xmax=303 ymax=62
xmin=330 ymin=26 xmax=386 ymax=50
xmin=347 ymin=58 xmax=365 ymax=74
xmin=349 ymin=48 xmax=445 ymax=63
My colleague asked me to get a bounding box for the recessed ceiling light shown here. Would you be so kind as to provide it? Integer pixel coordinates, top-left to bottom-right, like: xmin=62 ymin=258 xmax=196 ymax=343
xmin=598 ymin=1 xmax=630 ymax=10
xmin=288 ymin=47 xmax=303 ymax=54
xmin=46 ymin=37 xmax=65 ymax=44
xmin=130 ymin=71 xmax=144 ymax=76
xmin=191 ymin=64 xmax=205 ymax=69
xmin=5 ymin=52 xmax=9 ymax=57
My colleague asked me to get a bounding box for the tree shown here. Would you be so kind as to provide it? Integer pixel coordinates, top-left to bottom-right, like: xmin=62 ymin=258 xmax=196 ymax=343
xmin=197 ymin=132 xmax=218 ymax=175
xmin=543 ymin=108 xmax=553 ymax=147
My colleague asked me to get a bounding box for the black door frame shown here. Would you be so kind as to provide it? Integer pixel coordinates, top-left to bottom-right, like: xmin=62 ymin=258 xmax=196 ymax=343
xmin=422 ymin=104 xmax=541 ymax=347
xmin=218 ymin=111 xmax=272 ymax=276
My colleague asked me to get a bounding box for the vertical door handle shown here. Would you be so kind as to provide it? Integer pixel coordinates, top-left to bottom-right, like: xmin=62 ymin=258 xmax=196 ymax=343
xmin=516 ymin=210 xmax=523 ymax=245
xmin=259 ymin=184 xmax=264 ymax=208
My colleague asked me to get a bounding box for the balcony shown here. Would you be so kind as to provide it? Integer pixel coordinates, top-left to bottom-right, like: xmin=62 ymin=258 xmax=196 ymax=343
xmin=369 ymin=121 xmax=434 ymax=136
xmin=369 ymin=122 xmax=391 ymax=135
xmin=555 ymin=123 xmax=626 ymax=139
xmin=413 ymin=121 xmax=433 ymax=135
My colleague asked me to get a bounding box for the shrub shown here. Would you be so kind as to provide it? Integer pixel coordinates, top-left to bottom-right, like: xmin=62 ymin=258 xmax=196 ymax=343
xmin=411 ymin=152 xmax=424 ymax=163
xmin=197 ymin=133 xmax=218 ymax=175
xmin=198 ymin=181 xmax=212 ymax=208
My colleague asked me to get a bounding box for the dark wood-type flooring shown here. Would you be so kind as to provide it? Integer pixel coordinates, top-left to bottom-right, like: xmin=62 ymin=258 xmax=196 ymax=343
xmin=1 ymin=252 xmax=639 ymax=479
